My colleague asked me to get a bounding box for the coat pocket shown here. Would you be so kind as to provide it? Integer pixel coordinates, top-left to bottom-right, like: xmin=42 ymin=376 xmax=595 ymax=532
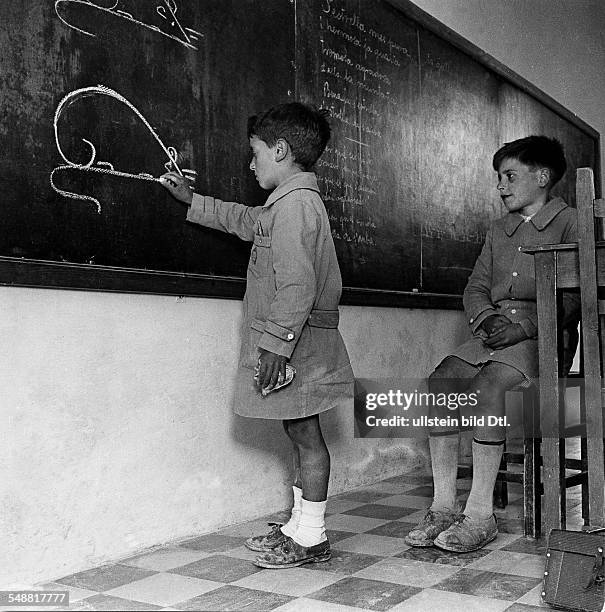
xmin=248 ymin=234 xmax=272 ymax=279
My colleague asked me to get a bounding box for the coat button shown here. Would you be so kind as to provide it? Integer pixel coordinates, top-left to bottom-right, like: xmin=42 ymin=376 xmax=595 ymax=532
xmin=287 ymin=333 xmax=294 ymax=340
xmin=470 ymin=318 xmax=474 ymax=323
xmin=511 ymin=309 xmax=517 ymax=314
xmin=512 ymin=271 xmax=518 ymax=277
xmin=489 ymin=351 xmax=495 ymax=356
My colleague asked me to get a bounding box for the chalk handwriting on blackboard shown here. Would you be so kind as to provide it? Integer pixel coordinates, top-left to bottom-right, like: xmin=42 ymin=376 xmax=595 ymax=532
xmin=51 ymin=85 xmax=184 ymax=213
xmin=55 ymin=0 xmax=202 ymax=50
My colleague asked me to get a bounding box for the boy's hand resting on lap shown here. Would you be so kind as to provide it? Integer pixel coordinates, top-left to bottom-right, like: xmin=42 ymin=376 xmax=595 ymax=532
xmin=480 ymin=314 xmax=511 ymax=335
xmin=256 ymin=349 xmax=287 ymax=392
xmin=484 ymin=322 xmax=528 ymax=349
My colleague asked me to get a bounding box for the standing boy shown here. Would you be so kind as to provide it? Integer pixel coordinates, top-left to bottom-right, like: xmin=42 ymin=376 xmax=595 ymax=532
xmin=406 ymin=136 xmax=578 ymax=552
xmin=161 ymin=102 xmax=354 ymax=568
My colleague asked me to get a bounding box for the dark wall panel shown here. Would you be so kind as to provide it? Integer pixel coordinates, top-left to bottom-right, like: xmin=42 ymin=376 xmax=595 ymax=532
xmin=0 ymin=0 xmax=598 ymax=305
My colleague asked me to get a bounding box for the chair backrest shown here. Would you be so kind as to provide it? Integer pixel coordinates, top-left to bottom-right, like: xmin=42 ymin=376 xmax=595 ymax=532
xmin=575 ymin=167 xmax=605 ymax=527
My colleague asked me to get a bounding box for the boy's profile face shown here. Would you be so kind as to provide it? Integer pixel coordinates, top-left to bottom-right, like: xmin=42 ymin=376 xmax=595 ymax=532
xmin=496 ymin=157 xmax=548 ymax=215
xmin=249 ymin=136 xmax=280 ymax=190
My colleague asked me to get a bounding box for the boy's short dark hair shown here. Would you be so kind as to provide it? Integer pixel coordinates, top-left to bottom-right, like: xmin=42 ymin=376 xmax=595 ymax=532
xmin=247 ymin=102 xmax=331 ymax=170
xmin=492 ymin=135 xmax=567 ymax=186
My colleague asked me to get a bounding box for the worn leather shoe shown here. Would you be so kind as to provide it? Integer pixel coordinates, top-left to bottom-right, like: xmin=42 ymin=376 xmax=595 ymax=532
xmin=433 ymin=514 xmax=498 ymax=552
xmin=253 ymin=535 xmax=331 ymax=568
xmin=245 ymin=523 xmax=287 ymax=552
xmin=405 ymin=507 xmax=461 ymax=547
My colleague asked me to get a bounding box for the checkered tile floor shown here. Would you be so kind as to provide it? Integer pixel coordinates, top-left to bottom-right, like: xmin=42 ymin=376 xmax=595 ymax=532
xmin=22 ymin=473 xmax=586 ymax=611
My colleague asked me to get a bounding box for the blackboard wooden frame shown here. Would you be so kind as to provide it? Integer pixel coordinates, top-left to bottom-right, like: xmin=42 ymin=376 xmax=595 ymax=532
xmin=2 ymin=0 xmax=599 ymax=309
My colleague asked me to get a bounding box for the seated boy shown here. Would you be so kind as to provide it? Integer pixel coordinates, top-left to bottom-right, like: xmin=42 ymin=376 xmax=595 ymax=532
xmin=405 ymin=136 xmax=578 ymax=552
xmin=160 ymin=102 xmax=354 ymax=568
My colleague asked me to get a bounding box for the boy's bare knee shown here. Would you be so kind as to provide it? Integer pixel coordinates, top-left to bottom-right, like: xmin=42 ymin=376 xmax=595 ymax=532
xmin=428 ymin=356 xmax=475 ymax=396
xmin=472 ymin=364 xmax=525 ymax=400
xmin=430 ymin=356 xmax=462 ymax=380
xmin=287 ymin=416 xmax=325 ymax=449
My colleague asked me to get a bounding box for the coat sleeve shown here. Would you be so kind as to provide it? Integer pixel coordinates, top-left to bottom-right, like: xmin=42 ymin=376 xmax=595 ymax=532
xmin=257 ymin=197 xmax=318 ymax=358
xmin=463 ymin=227 xmax=498 ymax=334
xmin=186 ymin=193 xmax=261 ymax=242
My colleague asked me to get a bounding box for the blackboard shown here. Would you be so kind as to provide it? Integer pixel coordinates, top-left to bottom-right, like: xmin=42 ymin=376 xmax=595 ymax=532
xmin=0 ymin=0 xmax=599 ymax=307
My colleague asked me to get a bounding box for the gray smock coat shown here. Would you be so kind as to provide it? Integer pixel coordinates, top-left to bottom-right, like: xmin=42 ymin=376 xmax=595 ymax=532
xmin=186 ymin=172 xmax=354 ymax=419
xmin=450 ymin=197 xmax=577 ymax=379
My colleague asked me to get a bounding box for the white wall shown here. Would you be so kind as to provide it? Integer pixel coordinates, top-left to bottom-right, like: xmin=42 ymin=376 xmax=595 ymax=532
xmin=4 ymin=0 xmax=604 ymax=589
xmin=1 ymin=287 xmax=464 ymax=586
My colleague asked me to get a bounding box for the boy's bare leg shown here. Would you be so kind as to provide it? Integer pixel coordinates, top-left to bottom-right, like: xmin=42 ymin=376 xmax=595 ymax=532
xmin=287 ymin=415 xmax=329 ymax=501
xmin=253 ymin=414 xmax=332 ymax=567
xmin=243 ymin=420 xmax=304 ymax=552
xmin=280 ymin=420 xmax=303 ymax=538
xmin=278 ymin=414 xmax=329 ymax=548
xmin=284 ymin=420 xmax=303 ymax=489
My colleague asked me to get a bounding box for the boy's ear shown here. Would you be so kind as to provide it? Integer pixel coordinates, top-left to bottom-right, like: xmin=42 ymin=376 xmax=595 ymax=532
xmin=537 ymin=167 xmax=551 ymax=187
xmin=274 ymin=138 xmax=289 ymax=163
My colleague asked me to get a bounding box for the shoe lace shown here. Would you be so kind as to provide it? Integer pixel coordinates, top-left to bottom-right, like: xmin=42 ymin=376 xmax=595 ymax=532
xmin=424 ymin=509 xmax=436 ymax=522
xmin=275 ymin=535 xmax=294 ymax=554
xmin=424 ymin=508 xmax=463 ymax=523
xmin=452 ymin=513 xmax=467 ymax=525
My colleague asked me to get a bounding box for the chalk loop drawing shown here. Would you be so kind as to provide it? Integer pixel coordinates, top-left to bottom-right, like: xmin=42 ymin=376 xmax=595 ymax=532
xmin=51 ymin=84 xmax=186 ymax=213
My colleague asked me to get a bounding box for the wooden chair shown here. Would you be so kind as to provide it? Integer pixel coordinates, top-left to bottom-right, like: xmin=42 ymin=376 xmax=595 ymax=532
xmin=469 ymin=321 xmax=587 ymax=538
xmin=463 ymin=168 xmax=605 ymax=537
xmin=494 ymin=168 xmax=605 ymax=537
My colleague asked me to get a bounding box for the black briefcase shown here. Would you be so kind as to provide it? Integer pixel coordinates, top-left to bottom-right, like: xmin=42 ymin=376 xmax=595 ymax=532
xmin=543 ymin=528 xmax=605 ymax=611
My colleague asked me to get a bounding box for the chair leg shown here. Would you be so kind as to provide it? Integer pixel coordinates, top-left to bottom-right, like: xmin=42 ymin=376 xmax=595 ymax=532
xmin=494 ymin=452 xmax=508 ymax=509
xmin=523 ymin=392 xmax=541 ymax=538
xmin=580 ymin=436 xmax=589 ymax=525
xmin=534 ymin=436 xmax=542 ymax=537
xmin=559 ymin=439 xmax=568 ymax=529
xmin=523 ymin=434 xmax=541 ymax=537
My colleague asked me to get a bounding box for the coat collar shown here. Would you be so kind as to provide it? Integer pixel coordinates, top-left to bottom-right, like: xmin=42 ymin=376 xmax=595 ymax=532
xmin=504 ymin=197 xmax=568 ymax=236
xmin=263 ymin=172 xmax=320 ymax=208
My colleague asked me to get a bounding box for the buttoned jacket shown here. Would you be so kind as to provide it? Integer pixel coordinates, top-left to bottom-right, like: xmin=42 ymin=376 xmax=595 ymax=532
xmin=464 ymin=198 xmax=577 ymax=339
xmin=186 ymin=171 xmax=353 ymax=419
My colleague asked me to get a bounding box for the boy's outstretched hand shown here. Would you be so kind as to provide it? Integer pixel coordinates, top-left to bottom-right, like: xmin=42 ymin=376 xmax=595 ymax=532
xmin=484 ymin=322 xmax=528 ymax=349
xmin=255 ymin=349 xmax=287 ymax=393
xmin=159 ymin=171 xmax=195 ymax=205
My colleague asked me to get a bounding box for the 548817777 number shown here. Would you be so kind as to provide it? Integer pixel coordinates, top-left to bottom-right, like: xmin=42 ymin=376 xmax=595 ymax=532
xmin=0 ymin=591 xmax=69 ymax=607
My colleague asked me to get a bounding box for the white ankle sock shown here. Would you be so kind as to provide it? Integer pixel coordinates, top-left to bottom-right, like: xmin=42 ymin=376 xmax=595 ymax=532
xmin=292 ymin=498 xmax=327 ymax=547
xmin=280 ymin=486 xmax=302 ymax=537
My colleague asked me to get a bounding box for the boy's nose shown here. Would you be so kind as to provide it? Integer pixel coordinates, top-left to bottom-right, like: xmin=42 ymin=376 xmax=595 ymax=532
xmin=249 ymin=159 xmax=255 ymax=171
